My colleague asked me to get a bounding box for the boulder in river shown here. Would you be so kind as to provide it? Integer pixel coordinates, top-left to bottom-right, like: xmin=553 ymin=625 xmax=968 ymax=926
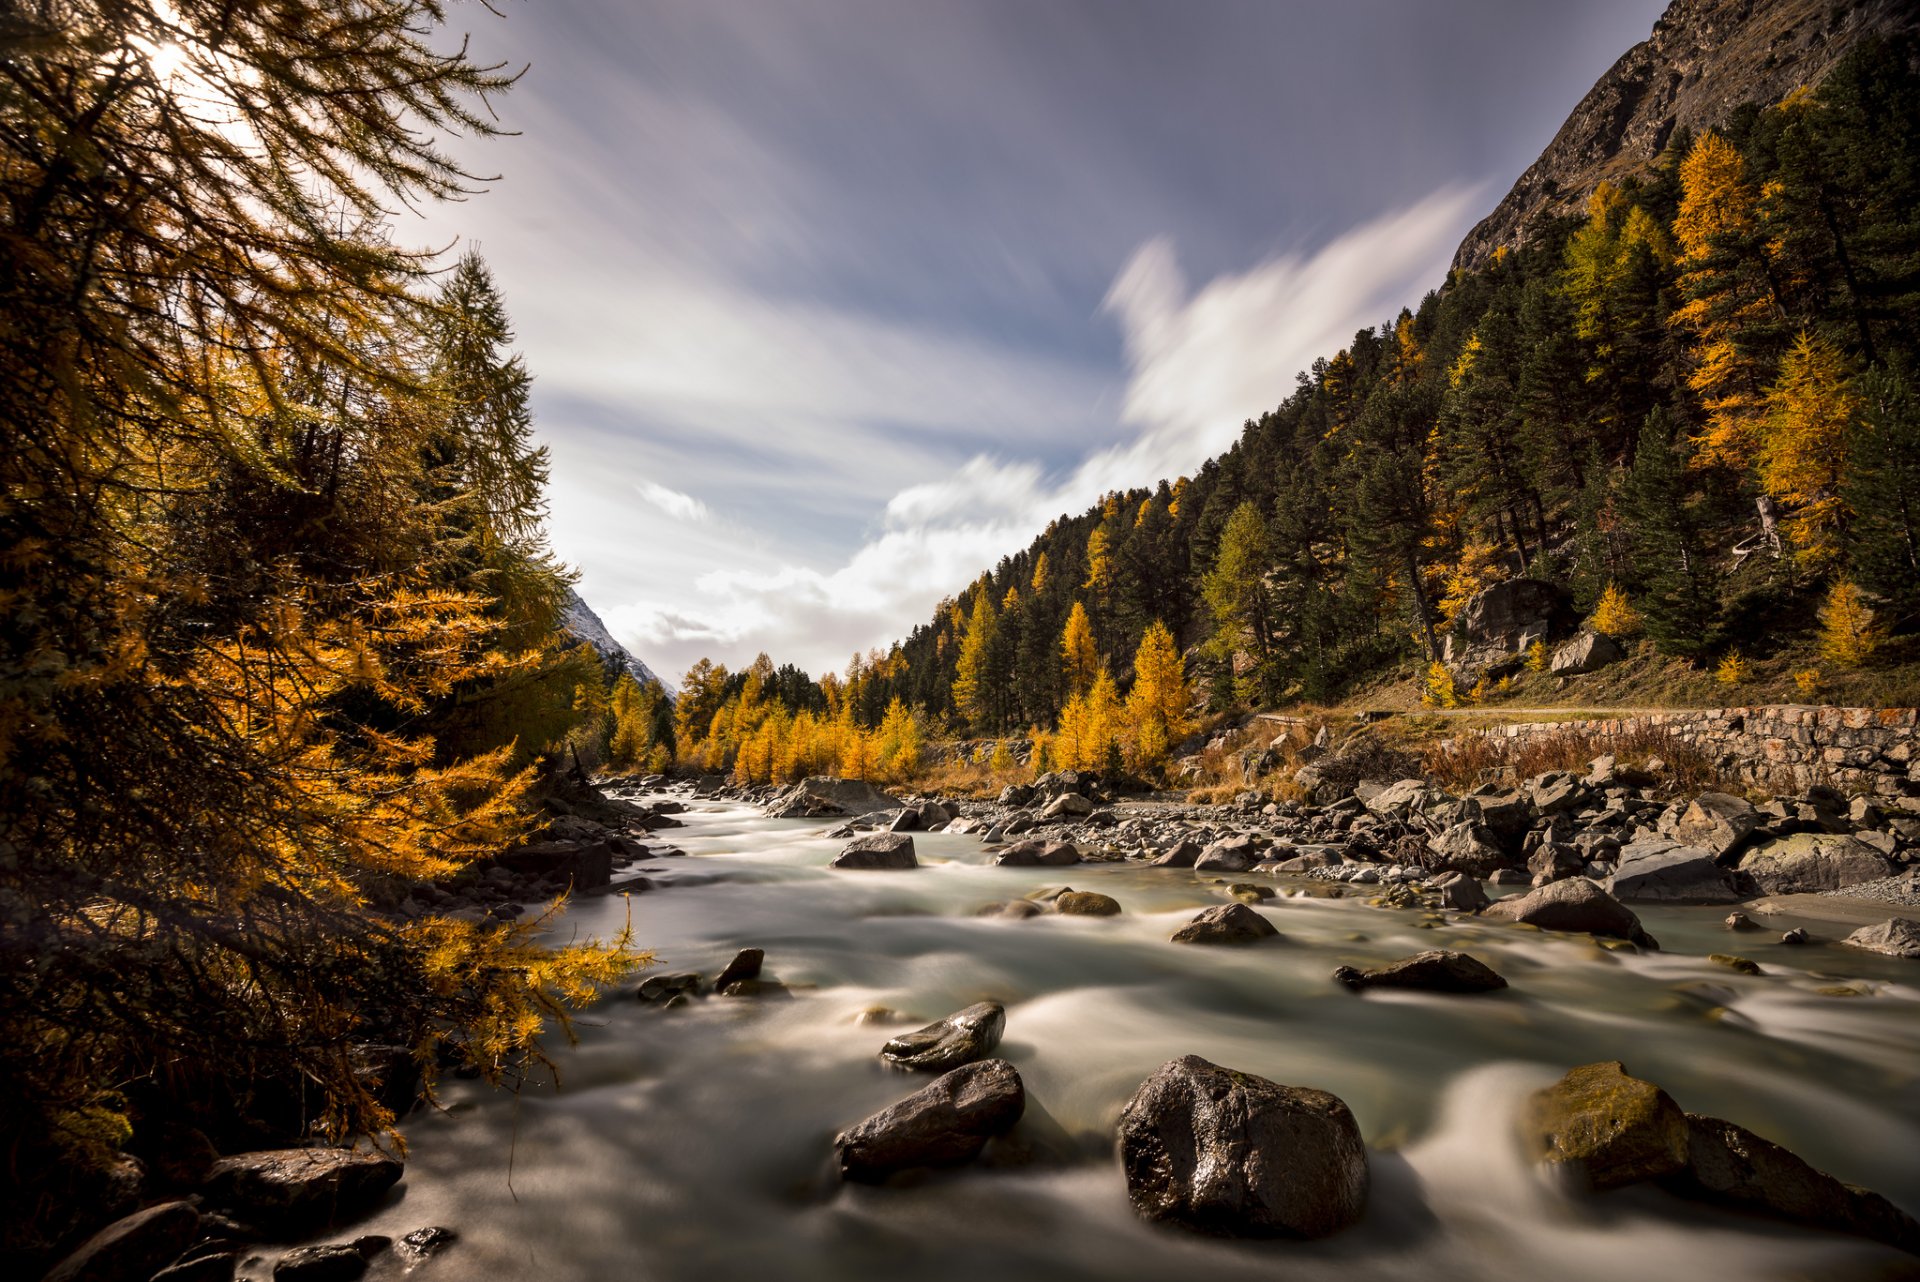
xmin=1843 ymin=918 xmax=1920 ymax=959
xmin=273 ymin=1244 xmax=368 ymax=1282
xmin=1171 ymin=903 xmax=1279 ymax=945
xmin=713 ymin=948 xmax=763 ymax=991
xmin=831 ymin=833 xmax=918 ymax=869
xmin=1118 ymin=1055 xmax=1368 ymax=1238
xmin=1194 ymin=834 xmax=1262 ymax=872
xmin=1482 ymin=877 xmax=1658 ymax=948
xmin=1147 ymin=839 xmax=1202 ymax=868
xmin=203 ymin=1147 xmax=402 ymax=1234
xmin=880 ymin=1001 xmax=1006 ymax=1071
xmin=994 ymin=839 xmax=1080 ymax=867
xmin=1608 ymin=839 xmax=1743 ymax=903
xmin=767 ymin=776 xmax=902 ymax=820
xmin=835 ymin=1058 xmax=1026 ymax=1182
xmin=1736 ymin=833 xmax=1895 ymax=894
xmin=1332 ymin=949 xmax=1507 ymax=994
xmin=42 ymin=1200 xmax=202 ymax=1282
xmin=1424 ymin=822 xmax=1508 ymax=877
xmin=1431 ymin=871 xmax=1490 ymax=913
xmin=1673 ymin=1112 xmax=1920 ymax=1256
xmin=1521 ymin=1061 xmax=1689 ymax=1191
xmin=1053 ymin=890 xmax=1122 ymax=917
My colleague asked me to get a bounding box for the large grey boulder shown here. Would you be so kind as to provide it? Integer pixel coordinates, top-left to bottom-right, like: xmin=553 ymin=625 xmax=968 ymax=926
xmin=1171 ymin=902 xmax=1280 ymax=945
xmin=834 ymin=1059 xmax=1026 ymax=1182
xmin=1521 ymin=1061 xmax=1689 ymax=1191
xmin=1118 ymin=1056 xmax=1368 ymax=1238
xmin=831 ymin=833 xmax=918 ymax=869
xmin=1526 ymin=772 xmax=1589 ymax=815
xmin=1483 ymin=878 xmax=1658 ymax=948
xmin=1040 ymin=792 xmax=1094 ymax=820
xmin=1737 ymin=833 xmax=1896 ymax=894
xmin=1194 ymin=834 xmax=1263 ymax=872
xmin=1843 ymin=918 xmax=1920 ymax=959
xmin=1608 ymin=839 xmax=1743 ymax=903
xmin=880 ymin=1001 xmax=1005 ymax=1072
xmin=1443 ymin=578 xmax=1570 ymax=673
xmin=1364 ymin=778 xmax=1447 ymax=821
xmin=1424 ymin=822 xmax=1508 ymax=877
xmin=1431 ymin=871 xmax=1490 ymax=913
xmin=993 ymin=839 xmax=1080 ymax=867
xmin=1676 ymin=1113 xmax=1920 ymax=1256
xmin=767 ymin=776 xmax=903 ymax=820
xmin=1147 ymin=839 xmax=1202 ymax=868
xmin=1332 ymin=950 xmax=1507 ymax=994
xmin=43 ymin=1201 xmax=202 ymax=1282
xmin=1673 ymin=792 xmax=1762 ymax=859
xmin=1551 ymin=630 xmax=1624 ymax=675
xmin=203 ymin=1148 xmax=402 ymax=1234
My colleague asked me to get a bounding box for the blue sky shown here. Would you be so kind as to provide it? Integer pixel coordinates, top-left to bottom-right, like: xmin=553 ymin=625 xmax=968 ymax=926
xmin=420 ymin=0 xmax=1669 ymax=680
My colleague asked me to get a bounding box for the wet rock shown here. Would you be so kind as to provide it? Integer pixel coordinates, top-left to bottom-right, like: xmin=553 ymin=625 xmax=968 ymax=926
xmin=1779 ymin=927 xmax=1810 ymax=945
xmin=1843 ymin=918 xmax=1920 ymax=959
xmin=42 ymin=1200 xmax=201 ymax=1282
xmin=880 ymin=1001 xmax=1006 ymax=1071
xmin=1737 ymin=833 xmax=1896 ymax=894
xmin=1671 ymin=1113 xmax=1920 ymax=1255
xmin=1118 ymin=1055 xmax=1368 ymax=1238
xmin=1171 ymin=903 xmax=1280 ymax=945
xmin=835 ymin=1059 xmax=1026 ymax=1182
xmin=1228 ymin=882 xmax=1275 ymax=902
xmin=831 ymin=833 xmax=918 ymax=869
xmin=1608 ymin=839 xmax=1742 ymax=903
xmin=1053 ymin=890 xmax=1122 ymax=917
xmin=1710 ymin=953 xmax=1762 ymax=975
xmin=1425 ymin=822 xmax=1508 ymax=877
xmin=1040 ymin=792 xmax=1094 ymax=820
xmin=1194 ymin=834 xmax=1263 ymax=873
xmin=203 ymin=1148 xmax=402 ymax=1234
xmin=713 ymin=948 xmax=764 ymax=991
xmin=993 ymin=839 xmax=1080 ymax=867
xmin=1146 ymin=839 xmax=1202 ymax=868
xmin=273 ymin=1245 xmax=366 ymax=1282
xmin=1724 ymin=912 xmax=1757 ymax=931
xmin=1332 ymin=949 xmax=1507 ymax=994
xmin=1674 ymin=792 xmax=1762 ymax=860
xmin=637 ymin=972 xmax=703 ymax=1001
xmin=767 ymin=776 xmax=903 ymax=819
xmin=887 ymin=807 xmax=921 ymax=833
xmin=1432 ymin=871 xmax=1490 ymax=913
xmin=1482 ymin=877 xmax=1658 ymax=948
xmin=396 ymin=1226 xmax=457 ymax=1263
xmin=1521 ymin=1061 xmax=1689 ymax=1191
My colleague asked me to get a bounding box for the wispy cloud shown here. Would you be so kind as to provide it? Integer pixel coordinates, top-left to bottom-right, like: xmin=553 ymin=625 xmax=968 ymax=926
xmin=635 ymin=480 xmax=710 ymax=522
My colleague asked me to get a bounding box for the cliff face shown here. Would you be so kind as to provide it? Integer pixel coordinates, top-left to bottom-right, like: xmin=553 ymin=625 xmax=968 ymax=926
xmin=560 ymin=588 xmax=674 ymax=695
xmin=1452 ymin=0 xmax=1920 ymax=273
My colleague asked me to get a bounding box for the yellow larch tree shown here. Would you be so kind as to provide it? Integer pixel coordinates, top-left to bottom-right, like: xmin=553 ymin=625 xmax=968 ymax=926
xmin=1760 ymin=331 xmax=1857 ymax=568
xmin=1124 ymin=621 xmax=1192 ymax=771
xmin=1061 ymin=600 xmax=1101 ymax=698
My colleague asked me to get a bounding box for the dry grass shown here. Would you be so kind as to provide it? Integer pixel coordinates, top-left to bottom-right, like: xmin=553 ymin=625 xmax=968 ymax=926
xmin=1419 ymin=723 xmax=1740 ymax=796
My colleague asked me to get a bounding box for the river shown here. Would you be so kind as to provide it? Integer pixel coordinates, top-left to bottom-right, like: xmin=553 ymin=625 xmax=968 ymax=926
xmin=340 ymin=792 xmax=1920 ymax=1281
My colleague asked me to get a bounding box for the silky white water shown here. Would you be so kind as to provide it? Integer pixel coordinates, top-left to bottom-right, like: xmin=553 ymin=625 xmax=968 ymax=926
xmin=323 ymin=795 xmax=1920 ymax=1282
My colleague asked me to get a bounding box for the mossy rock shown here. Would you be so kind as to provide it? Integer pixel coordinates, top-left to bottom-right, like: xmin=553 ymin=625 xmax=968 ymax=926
xmin=1521 ymin=1061 xmax=1689 ymax=1191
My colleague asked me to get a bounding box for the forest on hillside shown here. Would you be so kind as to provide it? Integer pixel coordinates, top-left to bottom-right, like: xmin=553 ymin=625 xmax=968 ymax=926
xmin=651 ymin=37 xmax=1920 ymax=785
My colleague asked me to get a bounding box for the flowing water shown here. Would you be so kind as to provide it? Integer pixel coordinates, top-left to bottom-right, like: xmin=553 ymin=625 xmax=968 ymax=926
xmin=337 ymin=794 xmax=1920 ymax=1282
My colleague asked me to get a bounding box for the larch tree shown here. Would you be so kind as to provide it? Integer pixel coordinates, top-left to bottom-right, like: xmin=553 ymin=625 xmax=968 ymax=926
xmin=1061 ymin=601 xmax=1101 ymax=699
xmin=1760 ymin=330 xmax=1858 ymax=568
xmin=951 ymin=581 xmax=999 ymax=732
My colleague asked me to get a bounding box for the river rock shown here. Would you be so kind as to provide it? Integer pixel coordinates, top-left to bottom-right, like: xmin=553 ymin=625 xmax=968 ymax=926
xmin=1041 ymin=792 xmax=1094 ymax=820
xmin=1365 ymin=778 xmax=1444 ymax=821
xmin=1522 ymin=1061 xmax=1689 ymax=1191
xmin=273 ymin=1245 xmax=367 ymax=1282
xmin=42 ymin=1200 xmax=202 ymax=1282
xmin=1843 ymin=918 xmax=1920 ymax=959
xmin=395 ymin=1227 xmax=457 ymax=1263
xmin=1482 ymin=877 xmax=1658 ymax=948
xmin=767 ymin=776 xmax=903 ymax=819
xmin=492 ymin=838 xmax=613 ymax=890
xmin=1147 ymin=839 xmax=1203 ymax=868
xmin=1118 ymin=1055 xmax=1368 ymax=1238
xmin=1332 ymin=949 xmax=1507 ymax=994
xmin=1608 ymin=839 xmax=1742 ymax=903
xmin=1737 ymin=833 xmax=1895 ymax=894
xmin=1432 ymin=870 xmax=1490 ymax=912
xmin=1425 ymin=822 xmax=1508 ymax=877
xmin=1194 ymin=834 xmax=1262 ymax=872
xmin=994 ymin=839 xmax=1080 ymax=867
xmin=1053 ymin=890 xmax=1122 ymax=917
xmin=831 ymin=833 xmax=918 ymax=869
xmin=1171 ymin=903 xmax=1279 ymax=945
xmin=203 ymin=1148 xmax=402 ymax=1234
xmin=1550 ymin=630 xmax=1623 ymax=676
xmin=1674 ymin=1113 xmax=1920 ymax=1255
xmin=835 ymin=1058 xmax=1026 ymax=1182
xmin=880 ymin=1001 xmax=1005 ymax=1071
xmin=713 ymin=948 xmax=763 ymax=990
xmin=1526 ymin=771 xmax=1589 ymax=815
xmin=1674 ymin=792 xmax=1762 ymax=860
xmin=1527 ymin=843 xmax=1583 ymax=884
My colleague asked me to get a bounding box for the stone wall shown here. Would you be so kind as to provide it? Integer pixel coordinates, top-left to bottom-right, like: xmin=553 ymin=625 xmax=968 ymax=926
xmin=1472 ymin=706 xmax=1919 ymax=805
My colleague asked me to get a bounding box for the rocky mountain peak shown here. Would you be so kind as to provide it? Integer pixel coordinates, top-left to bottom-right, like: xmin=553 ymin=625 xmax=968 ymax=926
xmin=1452 ymin=0 xmax=1920 ymax=273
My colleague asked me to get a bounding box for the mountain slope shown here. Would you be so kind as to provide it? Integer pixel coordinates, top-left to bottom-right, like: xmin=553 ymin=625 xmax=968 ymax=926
xmin=1453 ymin=0 xmax=1920 ymax=272
xmin=560 ymin=588 xmax=673 ymax=694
